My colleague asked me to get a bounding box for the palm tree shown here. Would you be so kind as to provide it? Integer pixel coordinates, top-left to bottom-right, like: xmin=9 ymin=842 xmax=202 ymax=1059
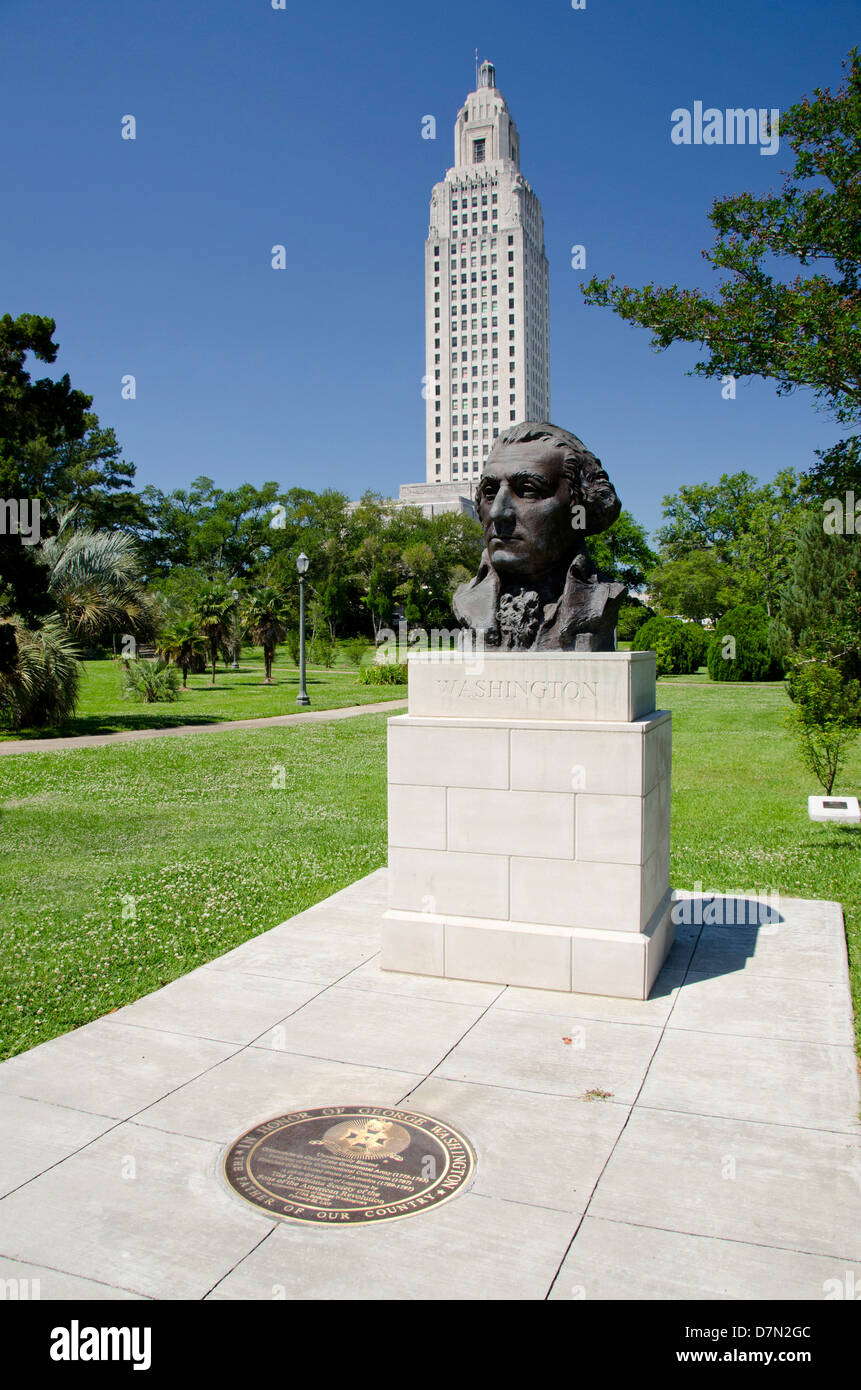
xmin=0 ymin=616 xmax=82 ymax=728
xmin=243 ymin=588 xmax=289 ymax=683
xmin=192 ymin=582 xmax=234 ymax=685
xmin=156 ymin=619 xmax=206 ymax=688
xmin=42 ymin=513 xmax=156 ymax=645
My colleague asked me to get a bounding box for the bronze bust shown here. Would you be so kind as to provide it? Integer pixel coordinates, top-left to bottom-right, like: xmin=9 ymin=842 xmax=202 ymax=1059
xmin=453 ymin=422 xmax=626 ymax=651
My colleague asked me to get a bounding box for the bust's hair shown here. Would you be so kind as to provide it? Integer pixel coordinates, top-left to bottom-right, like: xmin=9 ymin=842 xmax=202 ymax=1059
xmin=486 ymin=421 xmax=621 ymax=535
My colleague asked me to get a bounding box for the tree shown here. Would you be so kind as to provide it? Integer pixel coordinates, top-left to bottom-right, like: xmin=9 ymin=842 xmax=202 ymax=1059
xmin=785 ymin=663 xmax=861 ymax=794
xmin=192 ymin=582 xmax=234 ymax=685
xmin=655 ymin=473 xmax=763 ymax=564
xmin=0 ymin=314 xmax=91 ymax=622
xmin=137 ymin=477 xmax=282 ymax=577
xmin=243 ymin=588 xmax=289 ymax=683
xmin=648 ymin=550 xmax=735 ymax=622
xmin=582 ymin=50 xmax=861 ymax=425
xmin=156 ymin=618 xmax=206 ymax=688
xmin=588 ymin=510 xmax=657 ymax=588
xmin=800 ymin=435 xmax=861 ymax=499
xmin=42 ymin=515 xmax=157 ymax=647
xmin=774 ymin=511 xmax=861 ymax=679
xmin=732 ymin=472 xmax=809 ymax=616
xmin=49 ymin=414 xmax=144 ymax=531
xmin=653 ymin=469 xmax=807 ymax=617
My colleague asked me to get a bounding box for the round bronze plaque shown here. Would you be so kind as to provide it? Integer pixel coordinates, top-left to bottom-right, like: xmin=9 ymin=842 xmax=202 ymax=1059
xmin=222 ymin=1106 xmax=475 ymax=1225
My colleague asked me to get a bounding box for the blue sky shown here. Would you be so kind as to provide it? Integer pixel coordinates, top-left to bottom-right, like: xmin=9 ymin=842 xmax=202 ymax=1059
xmin=1 ymin=0 xmax=856 ymax=535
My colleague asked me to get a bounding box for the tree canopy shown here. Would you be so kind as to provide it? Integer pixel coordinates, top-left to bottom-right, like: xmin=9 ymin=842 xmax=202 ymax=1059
xmin=582 ymin=49 xmax=861 ymax=427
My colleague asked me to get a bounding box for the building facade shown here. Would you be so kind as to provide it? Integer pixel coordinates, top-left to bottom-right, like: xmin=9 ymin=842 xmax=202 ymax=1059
xmin=424 ymin=59 xmax=551 ymax=487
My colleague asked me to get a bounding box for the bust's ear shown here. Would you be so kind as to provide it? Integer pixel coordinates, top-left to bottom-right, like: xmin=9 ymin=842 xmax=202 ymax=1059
xmin=570 ymin=503 xmax=587 ymax=533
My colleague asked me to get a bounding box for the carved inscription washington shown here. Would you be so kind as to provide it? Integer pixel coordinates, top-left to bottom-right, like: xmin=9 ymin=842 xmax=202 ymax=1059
xmin=434 ymin=678 xmax=598 ymax=701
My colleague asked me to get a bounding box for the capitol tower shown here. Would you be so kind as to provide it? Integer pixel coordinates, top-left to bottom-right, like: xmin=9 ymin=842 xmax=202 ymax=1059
xmin=399 ymin=59 xmax=551 ymax=515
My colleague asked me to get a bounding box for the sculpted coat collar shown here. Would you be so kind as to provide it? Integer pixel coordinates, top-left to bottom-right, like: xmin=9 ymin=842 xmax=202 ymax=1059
xmin=452 ymin=548 xmax=627 ymax=651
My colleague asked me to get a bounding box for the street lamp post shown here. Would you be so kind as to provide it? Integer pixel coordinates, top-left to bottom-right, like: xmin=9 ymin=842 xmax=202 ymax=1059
xmin=296 ymin=553 xmax=310 ymax=707
xmin=231 ymin=588 xmax=240 ymax=670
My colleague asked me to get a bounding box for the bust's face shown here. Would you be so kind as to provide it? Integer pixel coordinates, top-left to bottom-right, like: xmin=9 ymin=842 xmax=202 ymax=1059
xmin=476 ymin=441 xmax=578 ymax=583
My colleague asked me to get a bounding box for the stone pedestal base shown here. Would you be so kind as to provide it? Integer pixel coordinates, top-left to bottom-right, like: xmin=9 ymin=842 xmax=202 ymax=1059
xmin=382 ymin=651 xmax=674 ymax=1001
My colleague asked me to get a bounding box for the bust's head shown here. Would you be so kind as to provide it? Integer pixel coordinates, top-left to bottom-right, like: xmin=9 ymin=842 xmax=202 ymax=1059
xmin=475 ymin=422 xmax=620 ymax=585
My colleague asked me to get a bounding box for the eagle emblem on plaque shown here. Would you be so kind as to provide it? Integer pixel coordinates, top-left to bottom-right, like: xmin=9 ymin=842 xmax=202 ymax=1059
xmin=310 ymin=1118 xmax=412 ymax=1162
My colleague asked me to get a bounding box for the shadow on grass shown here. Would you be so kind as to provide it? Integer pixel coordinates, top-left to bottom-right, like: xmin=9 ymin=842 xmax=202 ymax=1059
xmin=0 ymin=712 xmax=226 ymax=740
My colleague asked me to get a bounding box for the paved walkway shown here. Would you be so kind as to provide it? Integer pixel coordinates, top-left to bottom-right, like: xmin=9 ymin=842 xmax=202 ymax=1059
xmin=0 ymin=872 xmax=858 ymax=1300
xmin=0 ymin=700 xmax=407 ymax=756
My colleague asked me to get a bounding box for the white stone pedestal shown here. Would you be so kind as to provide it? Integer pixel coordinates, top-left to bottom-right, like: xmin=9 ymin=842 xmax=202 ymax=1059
xmin=381 ymin=651 xmax=673 ymax=1000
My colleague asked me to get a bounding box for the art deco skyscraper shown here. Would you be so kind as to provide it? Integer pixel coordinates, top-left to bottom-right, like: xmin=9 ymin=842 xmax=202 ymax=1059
xmin=425 ymin=60 xmax=551 ymax=487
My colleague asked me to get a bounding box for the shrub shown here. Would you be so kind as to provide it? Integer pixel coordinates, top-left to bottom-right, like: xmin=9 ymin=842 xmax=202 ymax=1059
xmin=707 ymin=605 xmax=783 ymax=682
xmin=358 ymin=661 xmax=408 ymax=686
xmin=122 ymin=658 xmax=181 ymax=704
xmin=0 ymin=617 xmax=82 ymax=728
xmin=785 ymin=663 xmax=861 ymax=794
xmin=343 ymin=638 xmax=370 ymax=668
xmin=633 ymin=616 xmax=704 ymax=676
xmin=285 ymin=629 xmax=301 ymax=666
xmin=310 ymin=635 xmax=336 ymax=668
xmin=684 ymin=621 xmax=710 ymax=670
xmin=616 ymin=600 xmax=655 ymax=643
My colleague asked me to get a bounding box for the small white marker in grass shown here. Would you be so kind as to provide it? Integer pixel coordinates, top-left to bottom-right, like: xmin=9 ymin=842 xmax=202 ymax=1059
xmin=808 ymin=794 xmax=861 ymax=825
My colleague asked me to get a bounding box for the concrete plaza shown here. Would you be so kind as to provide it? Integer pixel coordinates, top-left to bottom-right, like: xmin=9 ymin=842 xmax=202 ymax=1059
xmin=0 ymin=872 xmax=858 ymax=1300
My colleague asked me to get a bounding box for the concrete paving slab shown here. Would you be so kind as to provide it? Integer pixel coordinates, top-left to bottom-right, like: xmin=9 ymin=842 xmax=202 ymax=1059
xmin=0 ymin=1122 xmax=275 ymax=1300
xmin=547 ymin=1217 xmax=860 ymax=1301
xmin=0 ymin=1020 xmax=236 ymax=1119
xmin=108 ymin=967 xmax=322 ymax=1044
xmin=337 ymin=956 xmax=505 ymax=1007
xmin=639 ymin=1029 xmax=860 ymax=1132
xmin=688 ymin=899 xmax=848 ymax=983
xmin=436 ymin=1006 xmax=663 ymax=1102
xmin=251 ymin=984 xmax=488 ymax=1074
xmin=496 ymin=968 xmax=685 ymax=1028
xmin=404 ymin=1076 xmax=628 ymax=1213
xmin=0 ymin=1095 xmax=115 ymax=1198
xmin=668 ymin=970 xmax=855 ymax=1047
xmin=0 ymin=1256 xmax=146 ymax=1300
xmin=206 ymin=1191 xmax=576 ymax=1301
xmin=588 ymin=1108 xmax=861 ymax=1260
xmin=136 ymin=1050 xmax=424 ymax=1144
xmin=204 ymin=923 xmax=379 ymax=986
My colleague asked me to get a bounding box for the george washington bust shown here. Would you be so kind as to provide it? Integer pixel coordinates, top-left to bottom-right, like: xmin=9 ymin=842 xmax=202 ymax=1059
xmin=453 ymin=422 xmax=627 ymax=651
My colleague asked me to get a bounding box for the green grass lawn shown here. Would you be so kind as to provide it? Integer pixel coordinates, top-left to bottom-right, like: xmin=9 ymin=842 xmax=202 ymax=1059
xmin=0 ymin=648 xmax=406 ymax=740
xmin=0 ymin=679 xmax=858 ymax=1062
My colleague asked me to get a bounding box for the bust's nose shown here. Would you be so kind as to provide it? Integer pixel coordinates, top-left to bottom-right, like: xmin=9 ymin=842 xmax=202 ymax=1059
xmin=488 ymin=483 xmax=515 ymax=525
